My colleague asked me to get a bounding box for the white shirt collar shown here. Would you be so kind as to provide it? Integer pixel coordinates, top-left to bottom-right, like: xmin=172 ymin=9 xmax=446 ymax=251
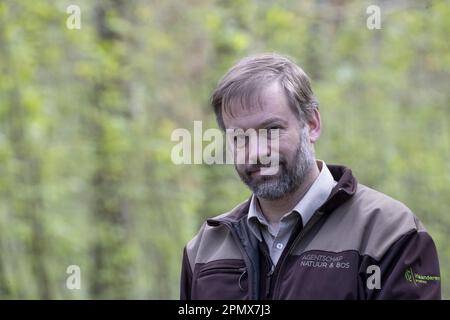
xmin=291 ymin=160 xmax=337 ymax=225
xmin=247 ymin=160 xmax=337 ymax=240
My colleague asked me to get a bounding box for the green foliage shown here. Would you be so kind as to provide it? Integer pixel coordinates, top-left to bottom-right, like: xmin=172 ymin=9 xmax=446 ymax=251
xmin=0 ymin=0 xmax=448 ymax=299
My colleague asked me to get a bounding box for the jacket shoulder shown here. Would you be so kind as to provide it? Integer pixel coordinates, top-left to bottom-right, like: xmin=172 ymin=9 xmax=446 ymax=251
xmin=351 ymin=184 xmax=424 ymax=232
xmin=305 ymin=184 xmax=426 ymax=260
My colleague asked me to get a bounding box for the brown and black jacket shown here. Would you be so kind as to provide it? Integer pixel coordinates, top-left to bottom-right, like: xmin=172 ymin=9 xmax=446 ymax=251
xmin=180 ymin=165 xmax=441 ymax=299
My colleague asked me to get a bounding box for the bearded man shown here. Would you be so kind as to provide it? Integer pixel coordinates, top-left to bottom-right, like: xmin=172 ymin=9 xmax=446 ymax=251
xmin=180 ymin=53 xmax=441 ymax=300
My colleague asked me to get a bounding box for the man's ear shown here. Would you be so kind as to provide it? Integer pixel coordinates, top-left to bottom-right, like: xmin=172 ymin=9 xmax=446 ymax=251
xmin=307 ymin=109 xmax=321 ymax=143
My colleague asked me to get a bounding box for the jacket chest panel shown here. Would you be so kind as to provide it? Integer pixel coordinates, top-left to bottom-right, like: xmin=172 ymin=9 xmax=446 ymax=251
xmin=274 ymin=251 xmax=361 ymax=299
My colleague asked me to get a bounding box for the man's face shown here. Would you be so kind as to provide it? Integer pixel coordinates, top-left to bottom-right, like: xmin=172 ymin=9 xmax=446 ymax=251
xmin=222 ymin=82 xmax=316 ymax=200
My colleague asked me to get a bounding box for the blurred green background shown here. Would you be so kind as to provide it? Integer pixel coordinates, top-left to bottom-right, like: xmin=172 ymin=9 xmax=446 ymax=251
xmin=0 ymin=0 xmax=449 ymax=299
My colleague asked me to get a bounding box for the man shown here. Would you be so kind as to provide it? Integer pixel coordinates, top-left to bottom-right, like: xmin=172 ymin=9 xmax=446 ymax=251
xmin=180 ymin=53 xmax=441 ymax=299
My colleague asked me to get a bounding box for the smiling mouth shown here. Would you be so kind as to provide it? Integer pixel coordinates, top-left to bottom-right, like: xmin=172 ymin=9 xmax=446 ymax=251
xmin=246 ymin=167 xmax=263 ymax=175
xmin=247 ymin=168 xmax=277 ymax=178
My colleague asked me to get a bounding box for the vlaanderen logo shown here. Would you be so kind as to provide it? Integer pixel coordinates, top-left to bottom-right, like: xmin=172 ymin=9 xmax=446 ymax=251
xmin=404 ymin=266 xmax=441 ymax=286
xmin=171 ymin=121 xmax=280 ymax=175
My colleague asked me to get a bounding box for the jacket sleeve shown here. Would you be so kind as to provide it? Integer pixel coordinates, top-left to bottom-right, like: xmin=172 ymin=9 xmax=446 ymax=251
xmin=180 ymin=247 xmax=193 ymax=300
xmin=365 ymin=230 xmax=441 ymax=300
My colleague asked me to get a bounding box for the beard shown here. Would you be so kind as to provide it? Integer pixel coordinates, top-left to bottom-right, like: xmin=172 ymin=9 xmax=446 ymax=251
xmin=236 ymin=128 xmax=315 ymax=200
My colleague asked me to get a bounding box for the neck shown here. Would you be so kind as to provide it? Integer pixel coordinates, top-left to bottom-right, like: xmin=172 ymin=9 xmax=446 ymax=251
xmin=257 ymin=161 xmax=320 ymax=226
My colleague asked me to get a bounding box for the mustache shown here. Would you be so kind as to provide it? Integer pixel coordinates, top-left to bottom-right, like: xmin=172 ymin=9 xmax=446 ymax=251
xmin=244 ymin=166 xmax=266 ymax=175
xmin=243 ymin=160 xmax=285 ymax=176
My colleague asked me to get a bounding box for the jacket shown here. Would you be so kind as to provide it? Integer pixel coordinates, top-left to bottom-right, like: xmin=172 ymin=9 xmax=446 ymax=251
xmin=180 ymin=164 xmax=441 ymax=299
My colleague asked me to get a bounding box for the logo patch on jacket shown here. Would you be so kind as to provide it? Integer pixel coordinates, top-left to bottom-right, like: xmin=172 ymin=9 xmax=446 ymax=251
xmin=404 ymin=267 xmax=440 ymax=286
xmin=300 ymin=253 xmax=351 ymax=269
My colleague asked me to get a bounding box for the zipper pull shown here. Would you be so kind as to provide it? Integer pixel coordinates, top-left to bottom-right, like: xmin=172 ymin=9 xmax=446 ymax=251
xmin=238 ymin=268 xmax=247 ymax=291
xmin=265 ymin=265 xmax=275 ymax=297
xmin=268 ymin=265 xmax=275 ymax=276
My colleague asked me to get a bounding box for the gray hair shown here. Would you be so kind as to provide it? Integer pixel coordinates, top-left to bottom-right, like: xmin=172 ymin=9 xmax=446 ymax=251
xmin=211 ymin=53 xmax=319 ymax=130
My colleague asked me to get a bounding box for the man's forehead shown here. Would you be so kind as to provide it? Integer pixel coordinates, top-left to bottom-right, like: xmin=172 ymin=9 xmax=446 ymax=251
xmin=222 ymin=82 xmax=292 ymax=130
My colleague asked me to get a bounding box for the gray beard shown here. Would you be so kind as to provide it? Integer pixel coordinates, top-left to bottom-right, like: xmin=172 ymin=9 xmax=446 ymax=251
xmin=237 ymin=130 xmax=315 ymax=200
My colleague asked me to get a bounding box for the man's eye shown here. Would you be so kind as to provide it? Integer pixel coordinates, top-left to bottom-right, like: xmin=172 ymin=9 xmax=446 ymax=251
xmin=267 ymin=127 xmax=281 ymax=138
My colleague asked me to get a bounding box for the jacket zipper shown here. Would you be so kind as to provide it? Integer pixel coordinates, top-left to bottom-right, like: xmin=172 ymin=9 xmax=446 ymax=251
xmin=199 ymin=266 xmax=246 ymax=276
xmin=265 ymin=265 xmax=275 ymax=297
xmin=269 ymin=210 xmax=327 ymax=299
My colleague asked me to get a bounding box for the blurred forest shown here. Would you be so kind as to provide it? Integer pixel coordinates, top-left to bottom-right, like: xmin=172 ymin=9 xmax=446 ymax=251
xmin=0 ymin=0 xmax=449 ymax=299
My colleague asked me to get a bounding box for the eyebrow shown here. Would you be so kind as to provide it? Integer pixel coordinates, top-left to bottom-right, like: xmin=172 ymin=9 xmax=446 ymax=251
xmin=227 ymin=117 xmax=287 ymax=132
xmin=258 ymin=117 xmax=287 ymax=129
